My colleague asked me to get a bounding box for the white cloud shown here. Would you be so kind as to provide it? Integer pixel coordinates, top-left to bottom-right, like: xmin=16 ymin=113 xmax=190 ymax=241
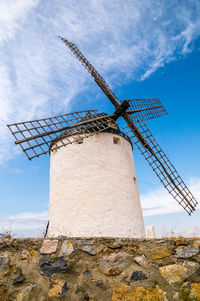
xmin=0 ymin=211 xmax=48 ymax=236
xmin=141 ymin=177 xmax=200 ymax=216
xmin=0 ymin=0 xmax=200 ymax=164
xmin=0 ymin=0 xmax=39 ymax=43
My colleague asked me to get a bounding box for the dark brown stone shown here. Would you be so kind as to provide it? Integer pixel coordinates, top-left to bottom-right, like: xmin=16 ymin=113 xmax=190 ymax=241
xmin=13 ymin=272 xmax=25 ymax=285
xmin=39 ymin=256 xmax=68 ymax=277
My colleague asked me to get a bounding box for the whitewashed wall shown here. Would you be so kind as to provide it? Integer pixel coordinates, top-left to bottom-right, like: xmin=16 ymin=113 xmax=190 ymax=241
xmin=49 ymin=132 xmax=145 ymax=238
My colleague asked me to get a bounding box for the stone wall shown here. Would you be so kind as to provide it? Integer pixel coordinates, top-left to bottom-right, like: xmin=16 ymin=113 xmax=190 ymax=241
xmin=0 ymin=237 xmax=200 ymax=300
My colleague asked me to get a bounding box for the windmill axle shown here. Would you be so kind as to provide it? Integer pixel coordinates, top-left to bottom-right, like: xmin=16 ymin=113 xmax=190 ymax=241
xmin=112 ymin=100 xmax=130 ymax=121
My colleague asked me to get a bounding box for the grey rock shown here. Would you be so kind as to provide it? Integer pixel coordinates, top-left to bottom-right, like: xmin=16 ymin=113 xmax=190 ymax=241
xmin=183 ymin=261 xmax=199 ymax=269
xmin=130 ymin=270 xmax=147 ymax=281
xmin=77 ymin=239 xmax=93 ymax=246
xmin=39 ymin=256 xmax=68 ymax=277
xmin=183 ymin=261 xmax=199 ymax=277
xmin=134 ymin=254 xmax=147 ymax=266
xmin=175 ymin=246 xmax=199 ymax=258
xmin=0 ymin=256 xmax=9 ymax=272
xmin=13 ymin=272 xmax=25 ymax=285
xmin=98 ymin=251 xmax=130 ymax=276
xmin=59 ymin=240 xmax=74 ymax=257
xmin=80 ymin=245 xmax=95 ymax=255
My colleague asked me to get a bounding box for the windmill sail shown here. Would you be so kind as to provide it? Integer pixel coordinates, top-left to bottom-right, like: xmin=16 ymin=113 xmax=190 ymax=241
xmin=124 ymin=119 xmax=198 ymax=215
xmin=59 ymin=37 xmax=120 ymax=108
xmin=7 ymin=111 xmax=117 ymax=160
xmin=125 ymin=98 xmax=168 ymax=122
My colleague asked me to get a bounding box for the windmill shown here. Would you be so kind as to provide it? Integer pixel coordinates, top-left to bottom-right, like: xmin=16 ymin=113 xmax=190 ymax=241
xmin=7 ymin=37 xmax=198 ymax=238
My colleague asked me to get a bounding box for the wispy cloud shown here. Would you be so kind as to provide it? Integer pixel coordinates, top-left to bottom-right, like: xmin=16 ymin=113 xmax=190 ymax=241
xmin=141 ymin=177 xmax=200 ymax=216
xmin=0 ymin=211 xmax=48 ymax=237
xmin=0 ymin=0 xmax=200 ymax=164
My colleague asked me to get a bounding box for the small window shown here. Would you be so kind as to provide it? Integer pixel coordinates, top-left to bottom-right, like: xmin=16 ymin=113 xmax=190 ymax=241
xmin=75 ymin=138 xmax=83 ymax=144
xmin=133 ymin=177 xmax=137 ymax=184
xmin=113 ymin=137 xmax=120 ymax=145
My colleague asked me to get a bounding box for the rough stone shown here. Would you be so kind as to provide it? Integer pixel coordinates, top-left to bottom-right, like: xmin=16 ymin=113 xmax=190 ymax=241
xmin=101 ymin=239 xmax=122 ymax=249
xmin=130 ymin=271 xmax=147 ymax=281
xmin=59 ymin=240 xmax=74 ymax=257
xmin=183 ymin=260 xmax=199 ymax=270
xmin=97 ymin=251 xmax=130 ymax=276
xmin=191 ymin=283 xmax=200 ymax=299
xmin=131 ymin=246 xmax=138 ymax=252
xmin=21 ymin=249 xmax=31 ymax=260
xmin=134 ymin=254 xmax=147 ymax=267
xmin=159 ymin=264 xmax=194 ymax=284
xmin=78 ymin=241 xmax=104 ymax=255
xmin=48 ymin=279 xmax=68 ymax=297
xmin=112 ymin=283 xmax=167 ymax=301
xmin=77 ymin=239 xmax=93 ymax=246
xmin=156 ymin=240 xmax=165 ymax=243
xmin=13 ymin=272 xmax=25 ymax=285
xmin=80 ymin=245 xmax=96 ymax=255
xmin=151 ymin=249 xmax=170 ymax=260
xmin=175 ymin=246 xmax=199 ymax=258
xmin=1 ymin=238 xmax=200 ymax=300
xmin=174 ymin=241 xmax=187 ymax=246
xmin=39 ymin=256 xmax=68 ymax=277
xmin=0 ymin=256 xmax=9 ymax=273
xmin=16 ymin=283 xmax=35 ymax=301
xmin=40 ymin=239 xmax=58 ymax=254
xmin=193 ymin=240 xmax=200 ymax=247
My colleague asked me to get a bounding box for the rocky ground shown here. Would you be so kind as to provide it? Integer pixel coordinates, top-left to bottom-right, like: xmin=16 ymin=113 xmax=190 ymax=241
xmin=0 ymin=237 xmax=200 ymax=300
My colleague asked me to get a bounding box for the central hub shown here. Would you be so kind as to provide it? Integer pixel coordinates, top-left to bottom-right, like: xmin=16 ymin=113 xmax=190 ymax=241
xmin=112 ymin=100 xmax=130 ymax=121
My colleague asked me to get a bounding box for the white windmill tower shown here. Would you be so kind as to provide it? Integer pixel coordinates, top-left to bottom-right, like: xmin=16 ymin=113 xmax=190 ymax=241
xmin=49 ymin=112 xmax=145 ymax=238
xmin=7 ymin=37 xmax=198 ymax=238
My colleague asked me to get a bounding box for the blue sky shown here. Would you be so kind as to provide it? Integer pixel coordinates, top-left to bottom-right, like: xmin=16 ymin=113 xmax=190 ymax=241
xmin=0 ymin=0 xmax=200 ymax=237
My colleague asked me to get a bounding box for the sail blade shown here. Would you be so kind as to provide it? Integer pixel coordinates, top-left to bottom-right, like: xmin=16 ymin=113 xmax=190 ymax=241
xmin=59 ymin=37 xmax=120 ymax=108
xmin=123 ymin=98 xmax=167 ymax=122
xmin=7 ymin=111 xmax=117 ymax=160
xmin=124 ymin=119 xmax=198 ymax=215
